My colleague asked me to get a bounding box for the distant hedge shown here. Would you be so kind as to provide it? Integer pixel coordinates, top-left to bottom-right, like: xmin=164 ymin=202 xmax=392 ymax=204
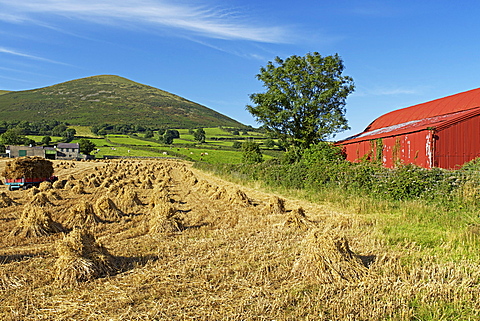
xmin=194 ymin=143 xmax=480 ymax=205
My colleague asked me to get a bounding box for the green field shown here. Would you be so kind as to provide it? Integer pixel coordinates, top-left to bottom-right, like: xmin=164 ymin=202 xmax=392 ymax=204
xmin=70 ymin=126 xmax=100 ymax=138
xmin=26 ymin=135 xmax=62 ymax=143
xmin=22 ymin=126 xmax=275 ymax=164
xmin=106 ymin=135 xmax=163 ymax=146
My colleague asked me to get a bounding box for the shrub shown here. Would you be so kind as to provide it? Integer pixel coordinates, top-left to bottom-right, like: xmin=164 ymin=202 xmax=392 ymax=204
xmin=242 ymin=141 xmax=263 ymax=164
xmin=232 ymin=141 xmax=242 ymax=149
xmin=301 ymin=142 xmax=345 ymax=165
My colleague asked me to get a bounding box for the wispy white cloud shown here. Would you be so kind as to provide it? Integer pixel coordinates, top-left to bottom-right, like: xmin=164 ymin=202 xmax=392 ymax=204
xmin=0 ymin=47 xmax=69 ymax=65
xmin=0 ymin=0 xmax=291 ymax=43
xmin=0 ymin=12 xmax=28 ymax=23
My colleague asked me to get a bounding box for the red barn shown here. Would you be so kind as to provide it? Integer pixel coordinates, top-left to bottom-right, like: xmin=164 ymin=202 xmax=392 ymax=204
xmin=336 ymin=88 xmax=480 ymax=169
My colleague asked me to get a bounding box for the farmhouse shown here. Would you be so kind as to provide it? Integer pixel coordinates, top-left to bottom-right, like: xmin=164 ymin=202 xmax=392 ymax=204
xmin=336 ymin=87 xmax=480 ymax=169
xmin=6 ymin=145 xmax=57 ymax=159
xmin=56 ymin=143 xmax=80 ymax=160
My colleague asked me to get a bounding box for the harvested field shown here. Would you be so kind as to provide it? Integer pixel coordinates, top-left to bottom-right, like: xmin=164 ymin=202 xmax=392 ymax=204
xmin=0 ymin=158 xmax=479 ymax=320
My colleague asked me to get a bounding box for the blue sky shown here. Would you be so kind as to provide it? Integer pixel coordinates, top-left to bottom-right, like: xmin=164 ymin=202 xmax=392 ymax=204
xmin=1 ymin=0 xmax=480 ymax=140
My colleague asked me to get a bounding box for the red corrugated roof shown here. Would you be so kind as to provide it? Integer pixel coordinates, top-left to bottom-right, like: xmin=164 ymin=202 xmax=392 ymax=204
xmin=337 ymin=88 xmax=480 ymax=145
xmin=365 ymin=87 xmax=480 ymax=131
xmin=341 ymin=108 xmax=480 ymax=143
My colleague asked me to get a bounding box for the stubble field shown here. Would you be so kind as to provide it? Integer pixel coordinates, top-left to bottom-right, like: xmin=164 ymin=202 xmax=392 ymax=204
xmin=0 ymin=159 xmax=478 ymax=320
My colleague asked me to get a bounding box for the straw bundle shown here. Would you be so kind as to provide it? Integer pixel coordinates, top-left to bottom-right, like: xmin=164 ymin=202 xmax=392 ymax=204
xmin=30 ymin=192 xmax=54 ymax=207
xmin=291 ymin=229 xmax=368 ymax=284
xmin=54 ymin=227 xmax=117 ymax=285
xmin=63 ymin=181 xmax=76 ymax=190
xmin=149 ymin=203 xmax=183 ymax=234
xmin=107 ymin=183 xmax=122 ymax=194
xmin=94 ymin=196 xmax=123 ymax=221
xmin=283 ymin=207 xmax=316 ymax=231
xmin=196 ymin=180 xmax=212 ymax=194
xmin=0 ymin=192 xmax=15 ymax=208
xmin=63 ymin=201 xmax=102 ymax=229
xmin=263 ymin=196 xmax=286 ymax=215
xmin=227 ymin=189 xmax=252 ymax=206
xmin=10 ymin=204 xmax=64 ymax=237
xmin=118 ymin=187 xmax=143 ymax=212
xmin=52 ymin=180 xmax=65 ymax=189
xmin=148 ymin=189 xmax=173 ymax=208
xmin=154 ymin=181 xmax=168 ymax=191
xmin=71 ymin=185 xmax=86 ymax=195
xmin=99 ymin=179 xmax=112 ymax=189
xmin=47 ymin=190 xmax=63 ymax=201
xmin=39 ymin=181 xmax=52 ymax=191
xmin=28 ymin=187 xmax=40 ymax=198
xmin=2 ymin=157 xmax=54 ymax=179
xmin=210 ymin=187 xmax=227 ymax=200
xmin=140 ymin=178 xmax=153 ymax=189
xmin=88 ymin=177 xmax=101 ymax=188
xmin=184 ymin=171 xmax=198 ymax=185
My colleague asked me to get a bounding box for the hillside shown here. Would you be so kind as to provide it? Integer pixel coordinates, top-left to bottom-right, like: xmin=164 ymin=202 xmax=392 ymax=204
xmin=0 ymin=75 xmax=244 ymax=128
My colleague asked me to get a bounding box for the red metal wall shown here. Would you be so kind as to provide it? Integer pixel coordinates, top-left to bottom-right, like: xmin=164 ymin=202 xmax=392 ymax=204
xmin=342 ymin=140 xmax=372 ymax=163
xmin=435 ymin=117 xmax=480 ymax=169
xmin=341 ymin=130 xmax=433 ymax=168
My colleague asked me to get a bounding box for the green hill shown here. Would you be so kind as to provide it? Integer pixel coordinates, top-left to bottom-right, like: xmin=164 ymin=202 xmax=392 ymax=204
xmin=0 ymin=75 xmax=243 ymax=128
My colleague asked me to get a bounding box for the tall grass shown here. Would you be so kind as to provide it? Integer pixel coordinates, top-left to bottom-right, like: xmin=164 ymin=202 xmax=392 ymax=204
xmin=194 ymin=158 xmax=480 ymax=263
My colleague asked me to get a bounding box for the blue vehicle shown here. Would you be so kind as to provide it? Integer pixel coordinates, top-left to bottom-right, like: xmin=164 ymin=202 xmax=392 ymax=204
xmin=4 ymin=176 xmax=58 ymax=191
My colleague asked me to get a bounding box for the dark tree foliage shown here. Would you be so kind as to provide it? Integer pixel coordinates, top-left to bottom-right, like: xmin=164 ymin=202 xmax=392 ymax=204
xmin=247 ymin=52 xmax=354 ymax=149
xmin=162 ymin=130 xmax=176 ymax=145
xmin=62 ymin=128 xmax=76 ymax=143
xmin=41 ymin=136 xmax=52 ymax=146
xmin=0 ymin=128 xmax=33 ymax=146
xmin=232 ymin=141 xmax=242 ymax=149
xmin=92 ymin=123 xmax=156 ymax=136
xmin=194 ymin=128 xmax=206 ymax=143
xmin=144 ymin=130 xmax=154 ymax=139
xmin=170 ymin=130 xmax=180 ymax=139
xmin=79 ymin=138 xmax=96 ymax=155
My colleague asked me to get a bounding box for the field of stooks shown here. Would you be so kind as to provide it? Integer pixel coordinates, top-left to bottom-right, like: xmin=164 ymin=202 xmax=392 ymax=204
xmin=0 ymin=158 xmax=479 ymax=320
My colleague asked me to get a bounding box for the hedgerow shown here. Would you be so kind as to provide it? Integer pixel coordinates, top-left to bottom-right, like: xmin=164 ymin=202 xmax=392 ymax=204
xmin=195 ymin=143 xmax=479 ymax=205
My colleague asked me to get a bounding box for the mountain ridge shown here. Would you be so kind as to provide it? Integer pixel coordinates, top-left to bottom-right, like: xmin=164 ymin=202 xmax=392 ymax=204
xmin=0 ymin=75 xmax=244 ymax=128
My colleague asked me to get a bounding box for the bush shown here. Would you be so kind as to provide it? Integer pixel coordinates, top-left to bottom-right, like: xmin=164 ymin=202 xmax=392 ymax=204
xmin=242 ymin=141 xmax=263 ymax=164
xmin=301 ymin=142 xmax=345 ymax=165
xmin=196 ymin=148 xmax=470 ymax=206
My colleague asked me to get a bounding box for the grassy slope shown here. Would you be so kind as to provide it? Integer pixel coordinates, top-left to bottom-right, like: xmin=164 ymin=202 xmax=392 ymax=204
xmin=0 ymin=75 xmax=244 ymax=128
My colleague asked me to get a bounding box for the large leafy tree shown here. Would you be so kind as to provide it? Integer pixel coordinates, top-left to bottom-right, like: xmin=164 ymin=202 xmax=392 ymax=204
xmin=0 ymin=128 xmax=34 ymax=146
xmin=162 ymin=130 xmax=176 ymax=145
xmin=193 ymin=128 xmax=206 ymax=143
xmin=79 ymin=138 xmax=96 ymax=155
xmin=247 ymin=52 xmax=354 ymax=149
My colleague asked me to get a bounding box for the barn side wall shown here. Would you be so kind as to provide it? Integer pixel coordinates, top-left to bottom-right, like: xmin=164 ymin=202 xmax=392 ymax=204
xmin=341 ymin=130 xmax=433 ymax=168
xmin=435 ymin=116 xmax=480 ymax=169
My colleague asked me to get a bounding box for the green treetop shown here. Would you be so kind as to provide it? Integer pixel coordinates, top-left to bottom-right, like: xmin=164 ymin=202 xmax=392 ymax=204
xmin=247 ymin=52 xmax=354 ymax=149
